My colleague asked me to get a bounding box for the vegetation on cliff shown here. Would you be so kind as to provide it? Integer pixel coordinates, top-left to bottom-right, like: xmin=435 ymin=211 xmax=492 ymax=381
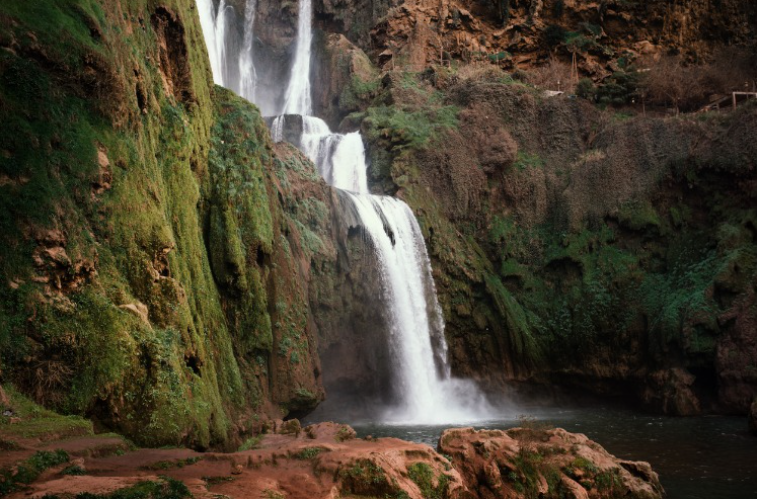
xmin=347 ymin=60 xmax=757 ymax=414
xmin=0 ymin=0 xmax=338 ymax=448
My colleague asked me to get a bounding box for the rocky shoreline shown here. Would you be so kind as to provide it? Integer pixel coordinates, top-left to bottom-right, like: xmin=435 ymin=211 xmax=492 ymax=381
xmin=1 ymin=417 xmax=663 ymax=499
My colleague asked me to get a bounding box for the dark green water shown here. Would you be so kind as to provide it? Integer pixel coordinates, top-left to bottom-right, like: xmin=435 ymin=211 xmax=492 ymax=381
xmin=307 ymin=405 xmax=757 ymax=498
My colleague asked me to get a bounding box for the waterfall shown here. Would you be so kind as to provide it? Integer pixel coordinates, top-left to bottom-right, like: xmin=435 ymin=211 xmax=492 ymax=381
xmin=347 ymin=194 xmax=491 ymax=423
xmin=196 ymin=0 xmax=256 ymax=102
xmin=238 ymin=0 xmax=258 ymax=103
xmin=197 ymin=0 xmax=225 ymax=83
xmin=196 ymin=0 xmax=492 ymax=423
xmin=281 ymin=0 xmax=315 ymax=115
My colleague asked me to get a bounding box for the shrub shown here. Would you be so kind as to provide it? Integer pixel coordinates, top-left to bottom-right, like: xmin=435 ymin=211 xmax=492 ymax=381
xmin=576 ymin=78 xmax=595 ymax=99
xmin=595 ymin=70 xmax=642 ymax=105
xmin=544 ymin=25 xmax=568 ymax=47
xmin=0 ymin=450 xmax=69 ymax=496
xmin=291 ymin=447 xmax=324 ymax=460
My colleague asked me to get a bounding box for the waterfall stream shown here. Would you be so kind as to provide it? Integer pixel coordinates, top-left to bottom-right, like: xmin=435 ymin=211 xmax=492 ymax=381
xmin=197 ymin=0 xmax=492 ymax=423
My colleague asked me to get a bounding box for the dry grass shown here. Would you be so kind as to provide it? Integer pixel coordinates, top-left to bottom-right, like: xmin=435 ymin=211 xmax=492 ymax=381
xmin=523 ymin=59 xmax=575 ymax=93
xmin=416 ymin=130 xmax=488 ymax=220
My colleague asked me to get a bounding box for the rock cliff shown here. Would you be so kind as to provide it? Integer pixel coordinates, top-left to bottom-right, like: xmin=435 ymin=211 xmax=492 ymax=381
xmin=0 ymin=0 xmax=367 ymax=448
xmin=356 ymin=64 xmax=757 ymax=416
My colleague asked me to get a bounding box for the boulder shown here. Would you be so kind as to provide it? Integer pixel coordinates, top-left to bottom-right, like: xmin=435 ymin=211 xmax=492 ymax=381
xmin=438 ymin=426 xmax=664 ymax=499
xmin=749 ymin=398 xmax=757 ymax=435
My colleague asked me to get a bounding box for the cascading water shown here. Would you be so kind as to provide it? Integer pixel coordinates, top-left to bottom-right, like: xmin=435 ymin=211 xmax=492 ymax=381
xmin=281 ymin=0 xmax=314 ymax=115
xmin=196 ymin=0 xmax=257 ymax=103
xmin=197 ymin=0 xmax=492 ymax=423
xmin=346 ymin=194 xmax=492 ymax=423
xmin=238 ymin=0 xmax=258 ymax=103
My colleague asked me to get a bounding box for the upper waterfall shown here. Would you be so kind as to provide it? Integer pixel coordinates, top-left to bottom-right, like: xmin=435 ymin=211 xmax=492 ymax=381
xmin=281 ymin=0 xmax=315 ymax=115
xmin=238 ymin=0 xmax=258 ymax=103
xmin=197 ymin=0 xmax=224 ymax=83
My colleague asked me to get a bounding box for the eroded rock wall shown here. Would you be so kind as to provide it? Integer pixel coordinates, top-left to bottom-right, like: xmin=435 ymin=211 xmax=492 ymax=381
xmin=358 ymin=66 xmax=757 ymax=415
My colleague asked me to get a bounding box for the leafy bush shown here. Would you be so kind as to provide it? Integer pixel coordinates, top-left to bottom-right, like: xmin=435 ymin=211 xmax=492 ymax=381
xmin=595 ymin=70 xmax=642 ymax=105
xmin=576 ymin=78 xmax=596 ymax=100
xmin=49 ymin=478 xmax=192 ymax=499
xmin=364 ymin=105 xmax=459 ymax=150
xmin=292 ymin=447 xmax=325 ymax=460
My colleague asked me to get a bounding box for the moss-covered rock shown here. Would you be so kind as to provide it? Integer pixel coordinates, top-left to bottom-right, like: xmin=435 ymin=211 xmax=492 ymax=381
xmin=0 ymin=0 xmax=344 ymax=448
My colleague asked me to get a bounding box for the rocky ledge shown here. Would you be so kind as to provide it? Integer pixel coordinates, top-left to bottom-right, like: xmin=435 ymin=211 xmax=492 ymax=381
xmin=440 ymin=426 xmax=664 ymax=499
xmin=1 ymin=417 xmax=663 ymax=499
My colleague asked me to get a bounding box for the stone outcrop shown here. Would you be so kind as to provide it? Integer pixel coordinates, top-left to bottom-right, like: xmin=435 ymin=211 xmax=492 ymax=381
xmin=3 ymin=420 xmax=463 ymax=499
xmin=312 ymin=32 xmax=379 ymax=130
xmin=439 ymin=426 xmax=664 ymax=499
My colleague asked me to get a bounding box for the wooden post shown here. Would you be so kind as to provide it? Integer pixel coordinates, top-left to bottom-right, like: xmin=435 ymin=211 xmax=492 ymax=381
xmin=733 ymin=92 xmax=737 ymax=110
xmin=571 ymin=51 xmax=578 ymax=83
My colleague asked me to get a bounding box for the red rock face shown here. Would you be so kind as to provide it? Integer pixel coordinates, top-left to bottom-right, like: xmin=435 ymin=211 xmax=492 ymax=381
xmin=6 ymin=422 xmax=461 ymax=499
xmin=365 ymin=0 xmax=756 ymax=74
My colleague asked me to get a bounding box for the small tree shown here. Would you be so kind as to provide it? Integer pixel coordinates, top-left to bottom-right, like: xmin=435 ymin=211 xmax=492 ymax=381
xmin=644 ymin=56 xmax=704 ymax=114
xmin=576 ymin=78 xmax=595 ymax=100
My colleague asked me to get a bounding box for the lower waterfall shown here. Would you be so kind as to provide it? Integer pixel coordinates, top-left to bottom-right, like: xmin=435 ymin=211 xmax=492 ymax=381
xmin=346 ymin=194 xmax=492 ymax=423
xmin=197 ymin=0 xmax=492 ymax=423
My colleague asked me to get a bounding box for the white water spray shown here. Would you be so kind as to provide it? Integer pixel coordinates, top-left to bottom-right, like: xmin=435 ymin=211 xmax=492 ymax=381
xmin=281 ymin=0 xmax=315 ymax=115
xmin=197 ymin=0 xmax=223 ymax=82
xmin=238 ymin=0 xmax=258 ymax=102
xmin=347 ymin=194 xmax=492 ymax=423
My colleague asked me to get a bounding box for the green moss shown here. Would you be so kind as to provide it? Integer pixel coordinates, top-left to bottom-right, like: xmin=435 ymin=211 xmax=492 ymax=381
xmin=363 ymin=105 xmax=459 ymax=151
xmin=0 ymin=449 xmax=69 ymax=496
xmin=0 ymin=385 xmax=93 ymax=441
xmin=291 ymin=446 xmax=325 ymax=460
xmin=45 ymin=477 xmax=192 ymax=499
xmin=61 ymin=465 xmax=87 ymax=476
xmin=595 ymin=469 xmax=624 ymax=498
xmin=407 ymin=463 xmax=449 ymax=499
xmin=508 ymin=450 xmax=544 ymax=498
xmin=485 ymin=273 xmax=541 ymax=365
xmin=341 ymin=459 xmax=398 ymax=496
xmin=340 ymin=74 xmax=381 ymax=111
xmin=238 ymin=435 xmax=263 ymax=451
xmin=139 ymin=457 xmax=202 ymax=471
xmin=0 ymin=0 xmax=255 ymax=449
xmin=617 ymin=200 xmax=661 ymax=231
xmin=513 ymin=152 xmax=545 ymax=171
